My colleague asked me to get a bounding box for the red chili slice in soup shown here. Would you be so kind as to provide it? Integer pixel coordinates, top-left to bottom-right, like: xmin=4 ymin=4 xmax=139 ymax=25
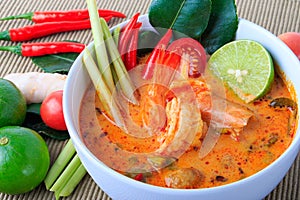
xmin=167 ymin=38 xmax=207 ymax=78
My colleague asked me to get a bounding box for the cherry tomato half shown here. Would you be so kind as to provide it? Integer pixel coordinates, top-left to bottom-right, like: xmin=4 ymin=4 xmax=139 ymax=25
xmin=40 ymin=90 xmax=67 ymax=131
xmin=167 ymin=38 xmax=207 ymax=78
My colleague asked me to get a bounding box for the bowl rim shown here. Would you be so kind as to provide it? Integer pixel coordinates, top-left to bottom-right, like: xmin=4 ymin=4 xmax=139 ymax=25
xmin=63 ymin=14 xmax=300 ymax=194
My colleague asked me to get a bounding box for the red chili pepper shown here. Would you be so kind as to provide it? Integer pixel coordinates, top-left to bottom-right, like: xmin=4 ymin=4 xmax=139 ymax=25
xmin=118 ymin=13 xmax=140 ymax=60
xmin=10 ymin=20 xmax=91 ymax=41
xmin=124 ymin=22 xmax=142 ymax=70
xmin=144 ymin=48 xmax=181 ymax=89
xmin=142 ymin=29 xmax=173 ymax=80
xmin=155 ymin=29 xmax=174 ymax=50
xmin=162 ymin=51 xmax=181 ymax=70
xmin=0 ymin=17 xmax=111 ymax=42
xmin=103 ymin=16 xmax=113 ymax=23
xmin=0 ymin=9 xmax=126 ymax=23
xmin=134 ymin=173 xmax=144 ymax=181
xmin=0 ymin=42 xmax=85 ymax=56
xmin=147 ymin=49 xmax=181 ymax=72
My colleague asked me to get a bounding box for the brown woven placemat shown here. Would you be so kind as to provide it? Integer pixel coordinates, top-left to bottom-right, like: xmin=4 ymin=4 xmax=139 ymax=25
xmin=0 ymin=0 xmax=299 ymax=199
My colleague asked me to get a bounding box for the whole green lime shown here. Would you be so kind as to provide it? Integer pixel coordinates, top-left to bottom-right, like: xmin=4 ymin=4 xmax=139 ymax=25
xmin=0 ymin=126 xmax=50 ymax=194
xmin=0 ymin=78 xmax=27 ymax=127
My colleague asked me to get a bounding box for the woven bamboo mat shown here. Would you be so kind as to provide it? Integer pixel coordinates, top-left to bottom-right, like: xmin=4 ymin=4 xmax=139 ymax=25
xmin=0 ymin=0 xmax=299 ymax=199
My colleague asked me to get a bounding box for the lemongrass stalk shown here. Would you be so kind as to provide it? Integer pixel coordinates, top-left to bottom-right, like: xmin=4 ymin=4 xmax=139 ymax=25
xmin=86 ymin=0 xmax=114 ymax=93
xmin=58 ymin=164 xmax=87 ymax=197
xmin=50 ymin=155 xmax=81 ymax=194
xmin=111 ymin=65 xmax=120 ymax=89
xmin=44 ymin=140 xmax=76 ymax=190
xmin=83 ymin=48 xmax=125 ymax=127
xmin=83 ymin=49 xmax=112 ymax=116
xmin=100 ymin=18 xmax=138 ymax=104
xmin=100 ymin=18 xmax=130 ymax=81
xmin=111 ymin=26 xmax=121 ymax=85
xmin=112 ymin=26 xmax=121 ymax=47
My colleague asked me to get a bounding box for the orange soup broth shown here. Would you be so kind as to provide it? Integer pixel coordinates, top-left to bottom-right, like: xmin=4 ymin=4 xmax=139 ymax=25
xmin=79 ymin=70 xmax=296 ymax=188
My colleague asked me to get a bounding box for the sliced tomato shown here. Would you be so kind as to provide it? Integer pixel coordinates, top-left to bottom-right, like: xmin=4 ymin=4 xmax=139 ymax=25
xmin=167 ymin=37 xmax=207 ymax=78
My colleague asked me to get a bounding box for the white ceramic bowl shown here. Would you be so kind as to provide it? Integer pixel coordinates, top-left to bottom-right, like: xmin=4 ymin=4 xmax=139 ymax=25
xmin=63 ymin=15 xmax=300 ymax=200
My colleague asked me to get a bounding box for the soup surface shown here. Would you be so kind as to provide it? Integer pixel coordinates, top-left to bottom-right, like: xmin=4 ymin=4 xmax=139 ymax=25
xmin=79 ymin=60 xmax=297 ymax=189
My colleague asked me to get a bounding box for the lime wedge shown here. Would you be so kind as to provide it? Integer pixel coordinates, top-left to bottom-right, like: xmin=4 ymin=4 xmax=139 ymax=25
xmin=208 ymin=40 xmax=274 ymax=103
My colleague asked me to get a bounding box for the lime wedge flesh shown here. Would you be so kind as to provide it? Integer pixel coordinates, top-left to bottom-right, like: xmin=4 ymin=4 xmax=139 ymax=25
xmin=208 ymin=40 xmax=274 ymax=103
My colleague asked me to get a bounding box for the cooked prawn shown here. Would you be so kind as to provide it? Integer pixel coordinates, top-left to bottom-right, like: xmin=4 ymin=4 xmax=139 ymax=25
xmin=118 ymin=77 xmax=203 ymax=158
xmin=170 ymin=79 xmax=254 ymax=130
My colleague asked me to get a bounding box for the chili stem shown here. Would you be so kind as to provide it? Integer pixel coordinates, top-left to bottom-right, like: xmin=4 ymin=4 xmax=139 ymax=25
xmin=86 ymin=0 xmax=114 ymax=93
xmin=0 ymin=12 xmax=33 ymax=21
xmin=0 ymin=45 xmax=22 ymax=55
xmin=100 ymin=17 xmax=138 ymax=105
xmin=44 ymin=140 xmax=76 ymax=190
xmin=0 ymin=30 xmax=10 ymax=41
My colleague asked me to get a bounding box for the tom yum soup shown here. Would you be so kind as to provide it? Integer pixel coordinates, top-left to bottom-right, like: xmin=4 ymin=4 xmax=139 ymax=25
xmin=79 ymin=38 xmax=298 ymax=189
